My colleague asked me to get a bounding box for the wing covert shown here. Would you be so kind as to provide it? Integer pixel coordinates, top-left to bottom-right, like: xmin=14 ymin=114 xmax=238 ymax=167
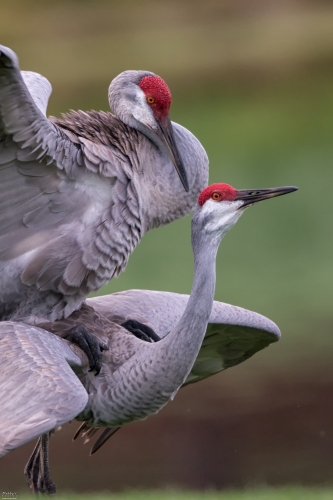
xmin=0 ymin=322 xmax=88 ymax=456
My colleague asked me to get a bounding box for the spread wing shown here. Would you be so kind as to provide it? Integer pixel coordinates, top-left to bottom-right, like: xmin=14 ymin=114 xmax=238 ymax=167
xmin=0 ymin=46 xmax=78 ymax=164
xmin=88 ymin=290 xmax=280 ymax=384
xmin=0 ymin=46 xmax=140 ymax=314
xmin=0 ymin=321 xmax=88 ymax=457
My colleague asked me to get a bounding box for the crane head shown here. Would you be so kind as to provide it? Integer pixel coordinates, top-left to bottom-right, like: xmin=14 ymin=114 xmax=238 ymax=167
xmin=195 ymin=183 xmax=298 ymax=235
xmin=108 ymin=70 xmax=189 ymax=192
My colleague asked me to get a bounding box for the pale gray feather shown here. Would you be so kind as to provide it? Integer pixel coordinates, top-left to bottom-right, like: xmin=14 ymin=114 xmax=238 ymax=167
xmin=0 ymin=322 xmax=88 ymax=457
xmin=20 ymin=71 xmax=52 ymax=117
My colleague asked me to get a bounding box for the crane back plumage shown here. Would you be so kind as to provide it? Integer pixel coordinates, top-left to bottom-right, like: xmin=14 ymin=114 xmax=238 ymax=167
xmin=0 ymin=47 xmax=208 ymax=322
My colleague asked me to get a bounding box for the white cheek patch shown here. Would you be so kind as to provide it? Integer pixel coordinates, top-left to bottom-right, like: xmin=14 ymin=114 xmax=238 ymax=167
xmin=202 ymin=199 xmax=244 ymax=233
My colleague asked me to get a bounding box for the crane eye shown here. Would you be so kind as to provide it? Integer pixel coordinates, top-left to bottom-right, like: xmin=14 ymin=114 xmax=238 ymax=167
xmin=147 ymin=96 xmax=155 ymax=104
xmin=212 ymin=192 xmax=221 ymax=201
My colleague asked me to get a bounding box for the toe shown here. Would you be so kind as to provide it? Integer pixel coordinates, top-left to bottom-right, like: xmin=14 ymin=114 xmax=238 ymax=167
xmin=64 ymin=325 xmax=106 ymax=375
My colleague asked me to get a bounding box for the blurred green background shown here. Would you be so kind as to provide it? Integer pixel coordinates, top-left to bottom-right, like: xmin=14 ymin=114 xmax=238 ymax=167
xmin=1 ymin=0 xmax=333 ymax=494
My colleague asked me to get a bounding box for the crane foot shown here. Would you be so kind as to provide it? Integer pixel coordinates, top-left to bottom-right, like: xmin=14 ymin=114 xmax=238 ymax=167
xmin=121 ymin=319 xmax=161 ymax=343
xmin=63 ymin=325 xmax=109 ymax=375
xmin=24 ymin=433 xmax=57 ymax=495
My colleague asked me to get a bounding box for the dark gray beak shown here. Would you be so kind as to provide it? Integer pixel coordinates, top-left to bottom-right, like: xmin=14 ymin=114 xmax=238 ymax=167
xmin=155 ymin=115 xmax=189 ymax=192
xmin=235 ymin=186 xmax=298 ymax=208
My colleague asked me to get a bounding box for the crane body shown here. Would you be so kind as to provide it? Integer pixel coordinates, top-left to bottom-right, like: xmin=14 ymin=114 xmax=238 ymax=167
xmin=0 ymin=46 xmax=208 ymax=324
xmin=0 ymin=183 xmax=297 ymax=493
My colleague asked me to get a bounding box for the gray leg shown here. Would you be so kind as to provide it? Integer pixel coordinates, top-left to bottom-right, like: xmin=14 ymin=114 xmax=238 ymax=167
xmin=24 ymin=432 xmax=56 ymax=495
xmin=24 ymin=437 xmax=42 ymax=492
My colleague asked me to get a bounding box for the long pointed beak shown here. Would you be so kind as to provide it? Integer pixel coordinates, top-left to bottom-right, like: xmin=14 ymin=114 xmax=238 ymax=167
xmin=235 ymin=186 xmax=298 ymax=208
xmin=155 ymin=115 xmax=189 ymax=192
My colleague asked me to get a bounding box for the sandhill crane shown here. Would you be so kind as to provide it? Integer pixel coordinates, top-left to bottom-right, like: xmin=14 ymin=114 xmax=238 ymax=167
xmin=0 ymin=45 xmax=208 ymax=368
xmin=0 ymin=183 xmax=297 ymax=494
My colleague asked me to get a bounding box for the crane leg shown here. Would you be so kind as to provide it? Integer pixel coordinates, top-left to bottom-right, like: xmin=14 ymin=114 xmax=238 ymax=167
xmin=24 ymin=432 xmax=56 ymax=495
xmin=121 ymin=319 xmax=161 ymax=343
xmin=62 ymin=325 xmax=109 ymax=375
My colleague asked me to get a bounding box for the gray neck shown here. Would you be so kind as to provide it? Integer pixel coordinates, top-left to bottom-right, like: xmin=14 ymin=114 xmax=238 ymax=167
xmin=96 ymin=218 xmax=222 ymax=426
xmin=156 ymin=227 xmax=218 ymax=388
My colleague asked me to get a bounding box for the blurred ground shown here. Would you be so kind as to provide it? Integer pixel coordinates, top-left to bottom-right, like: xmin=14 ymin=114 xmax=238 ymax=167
xmin=14 ymin=487 xmax=333 ymax=500
xmin=1 ymin=0 xmax=333 ymax=493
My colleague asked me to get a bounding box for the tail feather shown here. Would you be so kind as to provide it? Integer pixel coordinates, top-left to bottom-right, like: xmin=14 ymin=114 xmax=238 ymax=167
xmin=90 ymin=427 xmax=120 ymax=455
xmin=83 ymin=427 xmax=99 ymax=444
xmin=72 ymin=422 xmax=89 ymax=441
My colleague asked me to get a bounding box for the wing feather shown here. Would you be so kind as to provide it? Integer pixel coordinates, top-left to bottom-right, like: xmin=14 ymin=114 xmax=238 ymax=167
xmin=0 ymin=322 xmax=88 ymax=456
xmin=88 ymin=290 xmax=281 ymax=385
xmin=20 ymin=71 xmax=52 ymax=117
xmin=0 ymin=46 xmax=142 ymax=318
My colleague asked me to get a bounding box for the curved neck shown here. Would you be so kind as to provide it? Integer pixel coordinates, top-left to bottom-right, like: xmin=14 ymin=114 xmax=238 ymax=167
xmin=100 ymin=220 xmax=222 ymax=426
xmin=157 ymin=230 xmax=218 ymax=387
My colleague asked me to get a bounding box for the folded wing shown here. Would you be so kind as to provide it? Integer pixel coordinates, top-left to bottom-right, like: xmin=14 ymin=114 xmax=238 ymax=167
xmin=0 ymin=322 xmax=88 ymax=456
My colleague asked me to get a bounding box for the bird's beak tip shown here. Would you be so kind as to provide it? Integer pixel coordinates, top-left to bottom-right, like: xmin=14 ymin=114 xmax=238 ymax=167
xmin=177 ymin=166 xmax=189 ymax=192
xmin=182 ymin=178 xmax=190 ymax=192
xmin=236 ymin=185 xmax=299 ymax=207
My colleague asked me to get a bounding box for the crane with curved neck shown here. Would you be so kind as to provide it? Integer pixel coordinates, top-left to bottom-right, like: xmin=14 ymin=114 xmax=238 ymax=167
xmin=82 ymin=183 xmax=297 ymax=426
xmin=0 ymin=182 xmax=297 ymax=494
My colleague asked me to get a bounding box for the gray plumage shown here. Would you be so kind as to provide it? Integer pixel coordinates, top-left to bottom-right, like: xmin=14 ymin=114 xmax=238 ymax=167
xmin=0 ymin=180 xmax=297 ymax=494
xmin=0 ymin=321 xmax=88 ymax=457
xmin=0 ymin=180 xmax=296 ymax=459
xmin=0 ymin=293 xmax=280 ymax=458
xmin=20 ymin=71 xmax=52 ymax=116
xmin=0 ymin=45 xmax=208 ymax=323
xmin=89 ymin=289 xmax=280 ymax=385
